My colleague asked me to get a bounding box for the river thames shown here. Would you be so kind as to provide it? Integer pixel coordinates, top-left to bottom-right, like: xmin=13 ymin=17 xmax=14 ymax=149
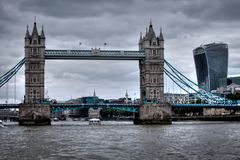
xmin=1 ymin=121 xmax=240 ymax=160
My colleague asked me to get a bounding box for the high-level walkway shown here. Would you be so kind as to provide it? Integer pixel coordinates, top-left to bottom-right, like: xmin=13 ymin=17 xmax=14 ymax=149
xmin=45 ymin=49 xmax=145 ymax=60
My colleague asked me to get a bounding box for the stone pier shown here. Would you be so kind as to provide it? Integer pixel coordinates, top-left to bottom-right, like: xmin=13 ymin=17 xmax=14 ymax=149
xmin=19 ymin=104 xmax=51 ymax=126
xmin=134 ymin=103 xmax=172 ymax=124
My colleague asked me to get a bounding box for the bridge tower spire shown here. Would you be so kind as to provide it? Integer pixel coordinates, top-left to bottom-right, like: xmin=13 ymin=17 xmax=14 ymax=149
xmin=139 ymin=32 xmax=143 ymax=50
xmin=19 ymin=20 xmax=50 ymax=125
xmin=25 ymin=25 xmax=30 ymax=46
xmin=135 ymin=21 xmax=171 ymax=125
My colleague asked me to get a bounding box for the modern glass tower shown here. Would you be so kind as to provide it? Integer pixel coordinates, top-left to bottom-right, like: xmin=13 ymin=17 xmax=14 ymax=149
xmin=193 ymin=43 xmax=228 ymax=91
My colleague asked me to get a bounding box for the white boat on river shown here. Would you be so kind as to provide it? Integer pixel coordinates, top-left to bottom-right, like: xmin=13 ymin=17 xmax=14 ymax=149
xmin=89 ymin=118 xmax=101 ymax=125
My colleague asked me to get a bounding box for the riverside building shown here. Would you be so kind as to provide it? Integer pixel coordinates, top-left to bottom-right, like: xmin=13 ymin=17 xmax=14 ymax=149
xmin=193 ymin=43 xmax=228 ymax=91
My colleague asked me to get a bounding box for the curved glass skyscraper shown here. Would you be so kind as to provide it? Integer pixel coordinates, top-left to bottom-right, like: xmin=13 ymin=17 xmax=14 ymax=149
xmin=193 ymin=43 xmax=228 ymax=91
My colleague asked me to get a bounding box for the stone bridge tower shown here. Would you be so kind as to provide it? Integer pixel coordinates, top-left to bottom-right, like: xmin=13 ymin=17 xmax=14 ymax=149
xmin=19 ymin=21 xmax=51 ymax=125
xmin=24 ymin=22 xmax=45 ymax=103
xmin=134 ymin=22 xmax=172 ymax=124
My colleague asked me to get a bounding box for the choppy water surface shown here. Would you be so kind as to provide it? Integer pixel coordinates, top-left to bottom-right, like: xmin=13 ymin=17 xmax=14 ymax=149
xmin=1 ymin=121 xmax=240 ymax=160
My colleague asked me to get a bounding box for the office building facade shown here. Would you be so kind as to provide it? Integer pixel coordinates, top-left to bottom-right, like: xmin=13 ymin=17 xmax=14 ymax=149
xmin=193 ymin=43 xmax=228 ymax=91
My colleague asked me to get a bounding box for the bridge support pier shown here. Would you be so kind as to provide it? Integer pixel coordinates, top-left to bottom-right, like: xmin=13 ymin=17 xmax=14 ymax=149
xmin=19 ymin=104 xmax=51 ymax=126
xmin=134 ymin=103 xmax=172 ymax=125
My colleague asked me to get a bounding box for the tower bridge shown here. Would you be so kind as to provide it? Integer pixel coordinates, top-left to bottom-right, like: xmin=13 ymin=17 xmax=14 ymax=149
xmin=12 ymin=20 xmax=171 ymax=125
xmin=1 ymin=20 xmax=238 ymax=125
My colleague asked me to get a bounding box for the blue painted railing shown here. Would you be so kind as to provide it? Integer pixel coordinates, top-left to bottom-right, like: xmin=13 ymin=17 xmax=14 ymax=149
xmin=52 ymin=103 xmax=139 ymax=113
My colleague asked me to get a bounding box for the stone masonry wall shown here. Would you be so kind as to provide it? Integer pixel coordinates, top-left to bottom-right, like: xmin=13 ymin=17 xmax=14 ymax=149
xmin=19 ymin=104 xmax=51 ymax=125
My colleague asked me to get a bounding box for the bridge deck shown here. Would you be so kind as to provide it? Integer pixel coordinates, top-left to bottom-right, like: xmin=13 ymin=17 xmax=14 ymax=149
xmin=1 ymin=103 xmax=240 ymax=110
xmin=45 ymin=49 xmax=145 ymax=60
xmin=173 ymin=103 xmax=240 ymax=109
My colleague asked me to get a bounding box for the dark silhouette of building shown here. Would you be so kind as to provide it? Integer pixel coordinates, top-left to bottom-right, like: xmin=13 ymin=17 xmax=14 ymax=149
xmin=193 ymin=43 xmax=228 ymax=91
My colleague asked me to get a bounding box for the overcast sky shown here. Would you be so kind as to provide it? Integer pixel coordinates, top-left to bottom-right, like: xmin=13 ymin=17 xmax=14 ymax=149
xmin=1 ymin=0 xmax=240 ymax=103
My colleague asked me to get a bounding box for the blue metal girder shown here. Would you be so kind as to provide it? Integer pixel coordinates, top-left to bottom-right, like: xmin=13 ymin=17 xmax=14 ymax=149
xmin=51 ymin=103 xmax=140 ymax=113
xmin=173 ymin=104 xmax=240 ymax=109
xmin=52 ymin=106 xmax=85 ymax=113
xmin=110 ymin=107 xmax=139 ymax=113
xmin=45 ymin=49 xmax=145 ymax=60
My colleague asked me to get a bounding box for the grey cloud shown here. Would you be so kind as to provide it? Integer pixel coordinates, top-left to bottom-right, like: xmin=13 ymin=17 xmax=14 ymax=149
xmin=46 ymin=60 xmax=139 ymax=82
xmin=18 ymin=0 xmax=134 ymax=18
xmin=181 ymin=0 xmax=240 ymax=22
xmin=0 ymin=0 xmax=240 ymax=101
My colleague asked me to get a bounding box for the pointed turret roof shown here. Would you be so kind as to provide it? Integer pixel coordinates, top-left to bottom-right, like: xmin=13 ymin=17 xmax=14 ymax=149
xmin=93 ymin=90 xmax=96 ymax=97
xmin=144 ymin=27 xmax=148 ymax=39
xmin=159 ymin=28 xmax=164 ymax=41
xmin=40 ymin=25 xmax=45 ymax=39
xmin=32 ymin=22 xmax=38 ymax=37
xmin=25 ymin=25 xmax=30 ymax=39
xmin=143 ymin=27 xmax=150 ymax=41
xmin=148 ymin=21 xmax=156 ymax=39
xmin=139 ymin=32 xmax=143 ymax=43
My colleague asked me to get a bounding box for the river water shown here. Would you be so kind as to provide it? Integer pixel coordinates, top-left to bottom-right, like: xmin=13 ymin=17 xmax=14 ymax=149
xmin=0 ymin=121 xmax=240 ymax=160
